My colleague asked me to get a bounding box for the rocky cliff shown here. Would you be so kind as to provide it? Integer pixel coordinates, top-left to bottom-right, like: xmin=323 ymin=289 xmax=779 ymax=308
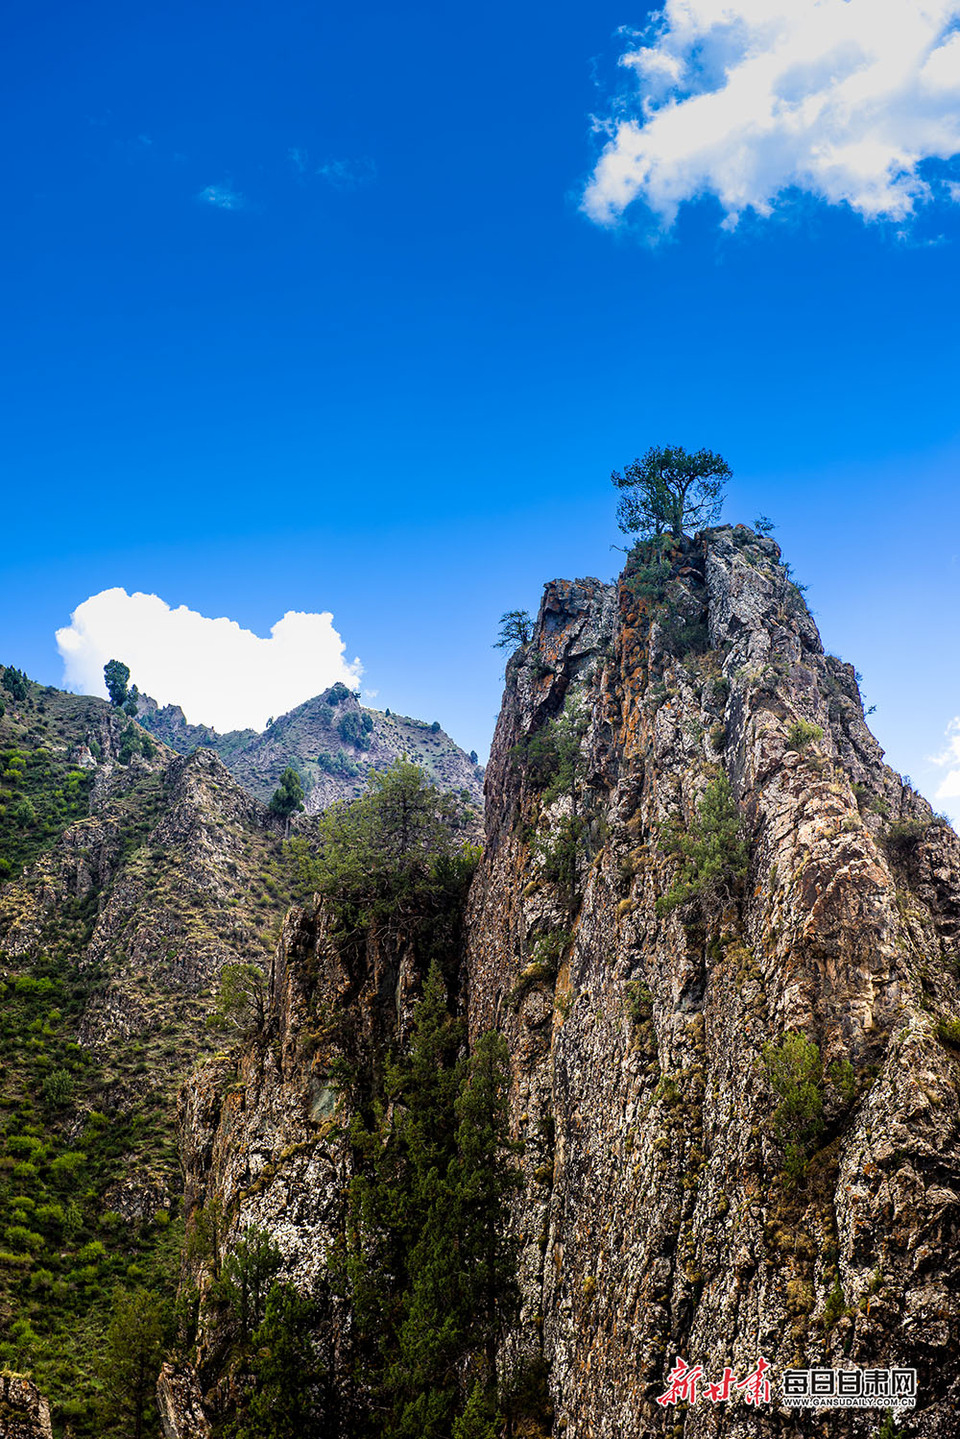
xmin=176 ymin=525 xmax=960 ymax=1436
xmin=465 ymin=527 xmax=960 ymax=1436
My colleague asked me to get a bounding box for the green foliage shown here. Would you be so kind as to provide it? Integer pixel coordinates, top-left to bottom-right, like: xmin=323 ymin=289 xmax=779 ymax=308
xmin=656 ymin=772 xmax=748 ymax=916
xmin=40 ymin=1068 xmax=74 ymax=1108
xmin=310 ymin=759 xmax=480 ymax=948
xmin=513 ymin=705 xmax=586 ymax=809
xmin=761 ymin=1033 xmax=854 ymax=1183
xmin=936 ymin=1017 xmax=960 ymax=1049
xmin=451 ymin=1380 xmax=500 ymax=1439
xmin=316 ymin=748 xmax=361 ymax=779
xmin=754 ymin=515 xmax=776 ymax=536
xmin=535 ymin=815 xmax=585 ymax=907
xmin=874 ymin=1410 xmax=906 ymax=1439
xmin=238 ymin=1281 xmax=326 ymax=1438
xmin=186 ymin=1198 xmax=226 ymax=1279
xmin=623 ymin=537 xmax=709 ymax=658
xmin=761 ymin=1031 xmax=824 ymax=1181
xmin=823 ymin=1274 xmax=847 ymax=1329
xmin=0 ymin=943 xmax=185 ymax=1434
xmin=96 ymin=1286 xmax=168 ymax=1439
xmin=883 ymin=816 xmax=927 ymax=859
xmin=282 ymin=835 xmax=324 ymax=903
xmin=624 ymin=981 xmax=653 ymax=1026
xmin=1 ymin=666 xmax=29 ymax=703
xmin=494 ymin=610 xmax=532 ymax=649
xmin=625 ymin=541 xmax=672 ymax=606
xmin=269 ymin=766 xmax=305 ymax=821
xmin=216 ymin=1225 xmax=283 ymax=1346
xmin=326 ymin=682 xmax=353 ymax=705
xmin=612 ymin=444 xmax=731 ymax=539
xmin=339 ymin=969 xmax=520 ymax=1439
xmin=530 ymin=928 xmax=572 ymax=977
xmin=337 ymin=709 xmax=372 ymax=750
xmin=103 ymin=660 xmax=131 ymax=708
xmin=785 ymin=719 xmax=824 ymax=750
xmin=207 ymin=963 xmax=266 ymax=1038
xmin=117 ymin=721 xmax=155 ymax=767
xmin=0 ymin=746 xmax=93 ymax=878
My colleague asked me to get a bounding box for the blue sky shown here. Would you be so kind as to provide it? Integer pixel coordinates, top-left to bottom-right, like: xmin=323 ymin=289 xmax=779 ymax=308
xmin=1 ymin=0 xmax=959 ymax=818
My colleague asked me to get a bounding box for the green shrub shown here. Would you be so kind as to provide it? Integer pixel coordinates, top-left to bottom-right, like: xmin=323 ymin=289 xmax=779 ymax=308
xmin=936 ymin=1017 xmax=960 ymax=1049
xmin=822 ymin=1275 xmax=847 ymax=1329
xmin=529 ymin=929 xmax=572 ymax=978
xmin=317 ymin=749 xmax=361 ymax=779
xmin=761 ymin=1034 xmax=855 ymax=1182
xmin=786 ymin=719 xmax=824 ymax=750
xmin=624 ymin=981 xmax=653 ymax=1026
xmin=657 ymin=772 xmax=748 ymax=916
xmin=883 ymin=817 xmax=926 ymax=857
xmin=4 ymin=1225 xmax=44 ymax=1253
xmin=41 ymin=1068 xmax=74 ymax=1107
xmin=337 ymin=710 xmax=372 ymax=750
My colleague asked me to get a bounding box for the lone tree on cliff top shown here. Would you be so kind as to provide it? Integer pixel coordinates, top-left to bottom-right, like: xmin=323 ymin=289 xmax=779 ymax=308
xmin=612 ymin=445 xmax=731 ymax=540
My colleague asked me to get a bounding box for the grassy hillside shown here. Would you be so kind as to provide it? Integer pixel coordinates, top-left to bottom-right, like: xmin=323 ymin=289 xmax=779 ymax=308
xmin=0 ymin=668 xmax=308 ymax=1435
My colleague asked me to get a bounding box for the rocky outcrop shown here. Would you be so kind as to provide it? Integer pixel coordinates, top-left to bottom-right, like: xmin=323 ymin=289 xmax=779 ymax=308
xmin=0 ymin=1374 xmax=52 ymax=1439
xmin=175 ymin=526 xmax=960 ymax=1437
xmin=157 ymin=1363 xmax=211 ymax=1439
xmin=465 ymin=528 xmax=960 ymax=1437
xmin=141 ymin=685 xmax=485 ymax=815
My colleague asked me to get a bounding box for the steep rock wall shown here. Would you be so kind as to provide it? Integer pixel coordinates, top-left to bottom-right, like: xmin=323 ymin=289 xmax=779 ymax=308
xmin=465 ymin=527 xmax=960 ymax=1437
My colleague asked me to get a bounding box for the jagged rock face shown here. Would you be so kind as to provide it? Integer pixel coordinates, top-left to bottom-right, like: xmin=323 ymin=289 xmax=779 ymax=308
xmin=0 ymin=1373 xmax=52 ymax=1439
xmin=157 ymin=1362 xmax=212 ymax=1439
xmin=178 ymin=900 xmax=425 ymax=1422
xmin=465 ymin=529 xmax=960 ymax=1437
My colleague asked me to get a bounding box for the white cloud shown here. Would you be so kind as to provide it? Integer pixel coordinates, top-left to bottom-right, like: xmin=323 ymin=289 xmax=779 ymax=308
xmin=932 ymin=716 xmax=960 ymax=800
xmin=197 ymin=182 xmax=246 ymax=211
xmin=316 ymin=157 xmax=377 ymax=188
xmin=583 ymin=0 xmax=960 ymax=230
xmin=55 ymin=589 xmax=362 ymax=733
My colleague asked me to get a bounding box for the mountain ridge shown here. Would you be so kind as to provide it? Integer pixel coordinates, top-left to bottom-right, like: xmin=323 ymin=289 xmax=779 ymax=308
xmin=137 ymin=684 xmax=484 ymax=813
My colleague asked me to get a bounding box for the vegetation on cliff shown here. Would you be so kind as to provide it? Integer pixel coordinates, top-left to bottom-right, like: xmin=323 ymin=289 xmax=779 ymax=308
xmin=339 ymin=967 xmax=519 ymax=1439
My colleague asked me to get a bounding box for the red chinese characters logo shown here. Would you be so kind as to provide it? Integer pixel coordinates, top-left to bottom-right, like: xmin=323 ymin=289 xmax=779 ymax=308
xmin=657 ymin=1356 xmax=772 ymax=1407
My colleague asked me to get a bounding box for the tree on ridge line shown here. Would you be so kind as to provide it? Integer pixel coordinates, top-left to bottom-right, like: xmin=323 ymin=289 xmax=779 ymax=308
xmin=612 ymin=444 xmax=731 ymax=540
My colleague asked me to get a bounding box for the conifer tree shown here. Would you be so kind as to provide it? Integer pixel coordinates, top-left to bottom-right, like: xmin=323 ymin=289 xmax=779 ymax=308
xmin=240 ymin=1282 xmax=326 ymax=1439
xmin=340 ymin=966 xmax=520 ymax=1439
xmin=612 ymin=444 xmax=731 ymax=539
xmin=269 ymin=766 xmax=305 ymax=828
xmin=97 ymin=1287 xmax=167 ymax=1439
xmin=103 ymin=658 xmax=131 ymax=708
xmin=217 ymin=1226 xmax=282 ymax=1346
xmin=454 ymin=1030 xmax=521 ymax=1382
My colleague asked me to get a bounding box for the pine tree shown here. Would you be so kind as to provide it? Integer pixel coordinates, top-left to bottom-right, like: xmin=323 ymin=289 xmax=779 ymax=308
xmin=612 ymin=444 xmax=731 ymax=540
xmin=103 ymin=658 xmax=131 ymax=707
xmin=240 ymin=1282 xmax=326 ymax=1439
xmin=340 ymin=969 xmax=520 ymax=1439
xmin=217 ymin=1226 xmax=282 ymax=1346
xmin=269 ymin=767 xmax=305 ymax=828
xmin=97 ymin=1287 xmax=167 ymax=1439
xmin=454 ymin=1030 xmax=521 ymax=1384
